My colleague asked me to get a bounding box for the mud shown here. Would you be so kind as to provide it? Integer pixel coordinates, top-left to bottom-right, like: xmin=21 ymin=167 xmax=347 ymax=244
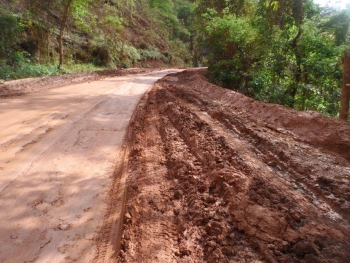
xmin=120 ymin=70 xmax=350 ymax=262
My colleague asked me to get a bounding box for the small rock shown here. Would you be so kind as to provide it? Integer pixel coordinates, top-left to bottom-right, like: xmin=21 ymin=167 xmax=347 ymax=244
xmin=125 ymin=212 xmax=132 ymax=219
xmin=59 ymin=223 xmax=69 ymax=230
xmin=84 ymin=233 xmax=95 ymax=240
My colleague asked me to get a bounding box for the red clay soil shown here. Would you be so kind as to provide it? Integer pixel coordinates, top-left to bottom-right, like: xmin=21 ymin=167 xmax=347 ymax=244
xmin=119 ymin=69 xmax=350 ymax=263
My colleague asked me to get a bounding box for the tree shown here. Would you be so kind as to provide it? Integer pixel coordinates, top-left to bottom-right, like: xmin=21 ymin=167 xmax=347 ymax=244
xmin=191 ymin=0 xmax=350 ymax=117
xmin=58 ymin=0 xmax=74 ymax=69
xmin=322 ymin=10 xmax=350 ymax=119
xmin=200 ymin=9 xmax=258 ymax=93
xmin=0 ymin=13 xmax=22 ymax=64
xmin=22 ymin=0 xmax=95 ymax=69
xmin=340 ymin=50 xmax=350 ymax=120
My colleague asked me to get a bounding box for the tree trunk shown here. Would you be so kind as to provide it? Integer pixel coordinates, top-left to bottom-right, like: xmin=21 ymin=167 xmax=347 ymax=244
xmin=58 ymin=0 xmax=73 ymax=69
xmin=340 ymin=50 xmax=350 ymax=121
xmin=190 ymin=35 xmax=198 ymax=67
xmin=287 ymin=28 xmax=302 ymax=108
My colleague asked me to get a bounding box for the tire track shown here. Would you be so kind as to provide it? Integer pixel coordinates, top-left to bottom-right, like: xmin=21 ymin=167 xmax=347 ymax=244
xmin=120 ymin=71 xmax=350 ymax=263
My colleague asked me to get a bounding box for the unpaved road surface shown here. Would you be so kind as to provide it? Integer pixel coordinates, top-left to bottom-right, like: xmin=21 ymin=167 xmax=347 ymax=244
xmin=1 ymin=69 xmax=350 ymax=263
xmin=120 ymin=70 xmax=350 ymax=263
xmin=0 ymin=69 xmax=180 ymax=263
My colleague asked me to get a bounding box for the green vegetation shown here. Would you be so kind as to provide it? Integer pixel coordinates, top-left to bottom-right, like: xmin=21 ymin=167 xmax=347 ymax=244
xmin=0 ymin=0 xmax=349 ymax=119
xmin=0 ymin=62 xmax=103 ymax=80
xmin=192 ymin=0 xmax=350 ymax=117
xmin=0 ymin=0 xmax=194 ymax=78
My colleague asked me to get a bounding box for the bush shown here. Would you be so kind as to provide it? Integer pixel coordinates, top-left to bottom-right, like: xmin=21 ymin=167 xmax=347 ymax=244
xmin=208 ymin=58 xmax=244 ymax=90
xmin=0 ymin=62 xmax=103 ymax=81
xmin=140 ymin=45 xmax=163 ymax=61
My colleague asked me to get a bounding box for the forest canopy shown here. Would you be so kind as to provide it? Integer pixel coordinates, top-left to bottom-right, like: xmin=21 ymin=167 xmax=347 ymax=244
xmin=191 ymin=0 xmax=350 ymax=118
xmin=0 ymin=0 xmax=349 ymax=119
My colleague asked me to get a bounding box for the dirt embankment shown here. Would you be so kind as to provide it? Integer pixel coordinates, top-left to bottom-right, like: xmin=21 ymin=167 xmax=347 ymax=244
xmin=0 ymin=68 xmax=157 ymax=98
xmin=119 ymin=70 xmax=350 ymax=262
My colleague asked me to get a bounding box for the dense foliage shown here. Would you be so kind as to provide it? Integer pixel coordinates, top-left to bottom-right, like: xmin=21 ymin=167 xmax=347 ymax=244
xmin=0 ymin=0 xmax=349 ymax=118
xmin=0 ymin=0 xmax=194 ymax=78
xmin=191 ymin=0 xmax=350 ymax=117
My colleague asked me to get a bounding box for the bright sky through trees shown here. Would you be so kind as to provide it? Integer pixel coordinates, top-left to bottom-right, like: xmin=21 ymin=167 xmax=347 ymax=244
xmin=313 ymin=0 xmax=350 ymax=9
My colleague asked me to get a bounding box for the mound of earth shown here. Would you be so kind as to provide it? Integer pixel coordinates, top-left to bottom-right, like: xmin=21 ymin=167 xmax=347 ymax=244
xmin=0 ymin=68 xmax=156 ymax=98
xmin=119 ymin=69 xmax=350 ymax=263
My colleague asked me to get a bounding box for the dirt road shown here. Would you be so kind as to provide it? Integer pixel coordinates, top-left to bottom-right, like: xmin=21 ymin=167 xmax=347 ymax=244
xmin=120 ymin=70 xmax=350 ymax=263
xmin=0 ymin=70 xmax=180 ymax=263
xmin=1 ymin=69 xmax=350 ymax=263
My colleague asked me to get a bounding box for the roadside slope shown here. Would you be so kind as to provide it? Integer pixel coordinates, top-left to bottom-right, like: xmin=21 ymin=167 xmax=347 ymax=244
xmin=0 ymin=68 xmax=157 ymax=98
xmin=120 ymin=70 xmax=350 ymax=263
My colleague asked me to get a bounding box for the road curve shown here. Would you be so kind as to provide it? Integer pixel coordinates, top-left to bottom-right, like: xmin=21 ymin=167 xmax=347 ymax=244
xmin=0 ymin=70 xmax=180 ymax=263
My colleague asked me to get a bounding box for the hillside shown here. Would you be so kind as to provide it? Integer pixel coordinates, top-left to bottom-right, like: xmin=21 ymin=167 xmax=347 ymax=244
xmin=0 ymin=0 xmax=193 ymax=77
xmin=1 ymin=0 xmax=349 ymax=120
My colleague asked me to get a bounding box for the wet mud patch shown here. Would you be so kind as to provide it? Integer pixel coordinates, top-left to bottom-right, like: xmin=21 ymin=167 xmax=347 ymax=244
xmin=120 ymin=70 xmax=350 ymax=262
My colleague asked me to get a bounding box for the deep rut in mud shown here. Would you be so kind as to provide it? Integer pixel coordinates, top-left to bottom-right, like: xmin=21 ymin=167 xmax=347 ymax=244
xmin=119 ymin=70 xmax=350 ymax=263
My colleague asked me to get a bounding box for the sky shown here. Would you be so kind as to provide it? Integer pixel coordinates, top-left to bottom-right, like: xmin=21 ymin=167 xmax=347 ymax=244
xmin=313 ymin=0 xmax=350 ymax=10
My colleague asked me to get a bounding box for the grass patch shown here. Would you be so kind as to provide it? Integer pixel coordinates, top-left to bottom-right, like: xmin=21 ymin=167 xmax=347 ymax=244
xmin=0 ymin=62 xmax=106 ymax=81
